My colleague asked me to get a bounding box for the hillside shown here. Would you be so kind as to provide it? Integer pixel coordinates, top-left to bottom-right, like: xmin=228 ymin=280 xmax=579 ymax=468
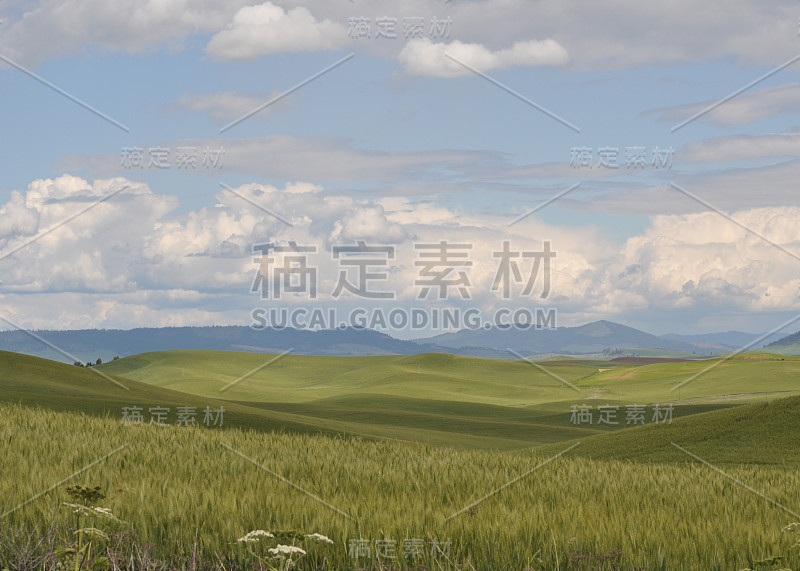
xmin=765 ymin=328 xmax=800 ymax=355
xmin=0 ymin=350 xmax=488 ymax=445
xmin=6 ymin=348 xmax=800 ymax=452
xmin=537 ymin=393 xmax=800 ymax=466
xmin=0 ymin=350 xmax=621 ymax=449
xmin=96 ymin=349 xmax=800 ymax=453
xmin=101 ymin=348 xmax=800 ymax=406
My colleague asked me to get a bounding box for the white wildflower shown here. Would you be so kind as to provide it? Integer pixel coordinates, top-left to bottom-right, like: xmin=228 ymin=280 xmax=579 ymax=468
xmin=268 ymin=545 xmax=306 ymax=556
xmin=237 ymin=529 xmax=274 ymax=543
xmin=306 ymin=533 xmax=333 ymax=544
xmin=62 ymin=503 xmax=117 ymax=520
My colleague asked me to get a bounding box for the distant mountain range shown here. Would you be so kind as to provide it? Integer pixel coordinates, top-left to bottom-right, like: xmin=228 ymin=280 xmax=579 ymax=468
xmin=0 ymin=326 xmax=454 ymax=364
xmin=418 ymin=320 xmax=702 ymax=355
xmin=0 ymin=320 xmax=794 ymax=363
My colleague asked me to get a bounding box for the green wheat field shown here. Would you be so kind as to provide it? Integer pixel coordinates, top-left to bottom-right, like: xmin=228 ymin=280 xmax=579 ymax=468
xmin=1 ymin=349 xmax=799 ymax=569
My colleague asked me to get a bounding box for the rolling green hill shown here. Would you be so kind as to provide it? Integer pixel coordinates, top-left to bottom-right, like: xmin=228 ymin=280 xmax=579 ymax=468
xmin=0 ymin=350 xmax=527 ymax=447
xmin=99 ymin=349 xmax=800 ymax=406
xmin=0 ymin=350 xmax=389 ymax=438
xmin=97 ymin=350 xmax=614 ymax=405
xmin=764 ymin=328 xmax=800 ymax=355
xmin=0 ymin=350 xmax=613 ymax=449
xmin=536 ymin=393 xmax=800 ymax=467
xmin=5 ymin=348 xmax=800 ymax=452
xmin=94 ymin=349 xmax=800 ymax=450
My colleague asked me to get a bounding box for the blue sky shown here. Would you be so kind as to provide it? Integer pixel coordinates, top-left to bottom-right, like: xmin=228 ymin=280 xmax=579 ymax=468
xmin=1 ymin=0 xmax=800 ymax=339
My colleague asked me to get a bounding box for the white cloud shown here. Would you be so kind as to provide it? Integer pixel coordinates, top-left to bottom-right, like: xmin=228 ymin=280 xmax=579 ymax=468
xmin=0 ymin=175 xmax=176 ymax=293
xmin=584 ymin=157 xmax=800 ymax=216
xmin=283 ymin=182 xmax=324 ymax=194
xmin=398 ymin=38 xmax=569 ymax=77
xmin=603 ymin=208 xmax=800 ymax=313
xmin=0 ymin=290 xmax=232 ymax=331
xmin=206 ymin=2 xmax=348 ymax=60
xmin=0 ymin=0 xmax=253 ymax=65
xmin=328 ymin=205 xmax=408 ymax=243
xmin=1 ymin=173 xmax=799 ymax=332
xmin=681 ymin=130 xmax=800 ymax=162
xmin=0 ymin=191 xmax=40 ymax=239
xmin=55 ymin=135 xmax=507 ymax=187
xmin=0 ymin=0 xmax=796 ymax=70
xmin=175 ymin=91 xmax=291 ymax=122
xmin=653 ymin=83 xmax=800 ymax=127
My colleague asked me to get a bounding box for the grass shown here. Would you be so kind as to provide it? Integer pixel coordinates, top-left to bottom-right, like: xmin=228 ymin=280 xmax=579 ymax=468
xmin=1 ymin=401 xmax=800 ymax=570
xmin=2 ymin=349 xmax=800 ymax=568
xmin=535 ymin=393 xmax=800 ymax=466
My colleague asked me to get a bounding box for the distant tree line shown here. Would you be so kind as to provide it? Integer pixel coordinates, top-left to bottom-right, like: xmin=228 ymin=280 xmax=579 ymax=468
xmin=602 ymin=347 xmax=624 ymax=356
xmin=72 ymin=356 xmax=119 ymax=367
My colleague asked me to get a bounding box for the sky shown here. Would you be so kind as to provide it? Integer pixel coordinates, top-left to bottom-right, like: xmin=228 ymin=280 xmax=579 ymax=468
xmin=0 ymin=0 xmax=799 ymax=339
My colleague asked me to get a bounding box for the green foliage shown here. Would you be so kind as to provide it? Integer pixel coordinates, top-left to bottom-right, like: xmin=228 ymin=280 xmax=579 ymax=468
xmin=56 ymin=487 xmax=121 ymax=571
xmin=65 ymin=486 xmax=105 ymax=506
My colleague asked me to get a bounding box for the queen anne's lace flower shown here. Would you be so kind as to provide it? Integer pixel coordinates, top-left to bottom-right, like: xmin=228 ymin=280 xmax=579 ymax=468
xmin=62 ymin=503 xmax=118 ymax=520
xmin=268 ymin=544 xmax=306 ymax=556
xmin=306 ymin=533 xmax=333 ymax=544
xmin=237 ymin=529 xmax=275 ymax=543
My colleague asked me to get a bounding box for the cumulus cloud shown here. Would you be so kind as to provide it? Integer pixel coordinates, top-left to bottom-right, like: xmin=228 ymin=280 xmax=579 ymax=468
xmin=0 ymin=175 xmax=176 ymax=293
xmin=206 ymin=2 xmax=348 ymax=60
xmin=0 ymin=173 xmax=607 ymax=327
xmin=606 ymin=208 xmax=800 ymax=312
xmin=398 ymin=38 xmax=569 ymax=77
xmin=328 ymin=205 xmax=408 ymax=243
xmin=1 ymin=173 xmax=799 ymax=332
xmin=0 ymin=191 xmax=40 ymax=239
